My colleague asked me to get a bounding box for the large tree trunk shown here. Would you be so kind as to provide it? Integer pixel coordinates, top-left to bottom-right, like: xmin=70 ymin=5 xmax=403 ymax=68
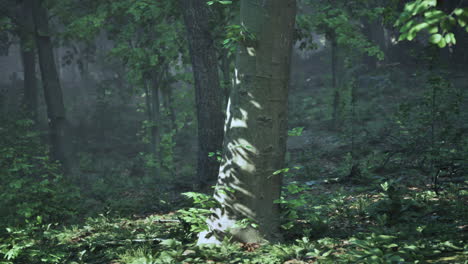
xmin=220 ymin=50 xmax=232 ymax=106
xmin=32 ymin=0 xmax=72 ymax=174
xmin=199 ymin=0 xmax=296 ymax=244
xmin=19 ymin=0 xmax=38 ymax=120
xmin=181 ymin=0 xmax=225 ymax=187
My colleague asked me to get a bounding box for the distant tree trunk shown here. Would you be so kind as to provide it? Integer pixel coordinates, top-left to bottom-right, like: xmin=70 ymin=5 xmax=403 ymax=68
xmin=19 ymin=0 xmax=38 ymax=120
xmin=145 ymin=74 xmax=162 ymax=179
xmin=151 ymin=75 xmax=162 ymax=166
xmin=32 ymin=0 xmax=72 ymax=174
xmin=330 ymin=33 xmax=340 ymax=129
xmin=181 ymin=0 xmax=225 ymax=187
xmin=161 ymin=69 xmax=176 ymax=132
xmin=362 ymin=18 xmax=386 ymax=69
xmin=198 ymin=0 xmax=296 ymax=244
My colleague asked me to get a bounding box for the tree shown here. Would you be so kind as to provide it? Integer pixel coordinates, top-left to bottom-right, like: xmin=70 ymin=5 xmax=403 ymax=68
xmin=18 ymin=0 xmax=38 ymax=120
xmin=181 ymin=0 xmax=225 ymax=187
xmin=198 ymin=0 xmax=296 ymax=244
xmin=32 ymin=0 xmax=72 ymax=174
xmin=54 ymin=0 xmax=187 ymax=180
xmin=299 ymin=0 xmax=385 ymax=129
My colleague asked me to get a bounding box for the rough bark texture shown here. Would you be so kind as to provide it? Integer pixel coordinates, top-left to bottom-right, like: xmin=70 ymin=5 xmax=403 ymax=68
xmin=19 ymin=0 xmax=38 ymax=119
xmin=32 ymin=0 xmax=71 ymax=173
xmin=181 ymin=0 xmax=225 ymax=186
xmin=199 ymin=0 xmax=296 ymax=244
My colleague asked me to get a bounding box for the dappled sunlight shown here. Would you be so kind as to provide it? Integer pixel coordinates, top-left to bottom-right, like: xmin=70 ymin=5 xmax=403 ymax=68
xmin=246 ymin=47 xmax=256 ymax=56
xmin=234 ymin=68 xmax=242 ymax=85
xmin=230 ymin=108 xmax=249 ymax=128
xmin=248 ymin=92 xmax=263 ymax=109
xmin=227 ymin=138 xmax=257 ymax=173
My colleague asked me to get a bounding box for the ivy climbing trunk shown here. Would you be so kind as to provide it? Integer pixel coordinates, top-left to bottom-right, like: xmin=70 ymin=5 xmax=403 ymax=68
xmin=198 ymin=0 xmax=296 ymax=244
xmin=19 ymin=0 xmax=38 ymax=120
xmin=181 ymin=0 xmax=225 ymax=187
xmin=32 ymin=0 xmax=72 ymax=174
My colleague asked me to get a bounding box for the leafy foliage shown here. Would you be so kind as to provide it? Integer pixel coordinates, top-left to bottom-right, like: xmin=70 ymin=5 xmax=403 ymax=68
xmin=0 ymin=116 xmax=78 ymax=227
xmin=396 ymin=0 xmax=468 ymax=47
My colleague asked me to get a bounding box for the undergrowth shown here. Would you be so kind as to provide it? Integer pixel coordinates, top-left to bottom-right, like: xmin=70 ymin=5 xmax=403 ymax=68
xmin=1 ymin=180 xmax=466 ymax=264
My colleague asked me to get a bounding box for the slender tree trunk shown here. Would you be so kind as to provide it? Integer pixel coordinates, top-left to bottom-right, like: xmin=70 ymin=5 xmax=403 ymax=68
xmin=362 ymin=17 xmax=386 ymax=69
xmin=20 ymin=43 xmax=38 ymax=118
xmin=158 ymin=68 xmax=177 ymax=178
xmin=330 ymin=34 xmax=340 ymax=129
xmin=164 ymin=87 xmax=176 ymax=131
xmin=151 ymin=75 xmax=162 ymax=172
xmin=199 ymin=0 xmax=296 ymax=244
xmin=161 ymin=69 xmax=176 ymax=132
xmin=181 ymin=0 xmax=225 ymax=187
xmin=145 ymin=75 xmax=162 ymax=179
xmin=19 ymin=0 xmax=38 ymax=120
xmin=32 ymin=0 xmax=72 ymax=174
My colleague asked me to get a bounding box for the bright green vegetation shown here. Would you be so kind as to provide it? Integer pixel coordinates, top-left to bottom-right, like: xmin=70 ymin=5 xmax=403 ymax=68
xmin=0 ymin=0 xmax=467 ymax=263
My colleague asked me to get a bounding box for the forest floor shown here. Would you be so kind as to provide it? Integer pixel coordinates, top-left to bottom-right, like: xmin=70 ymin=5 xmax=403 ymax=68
xmin=9 ymin=180 xmax=464 ymax=263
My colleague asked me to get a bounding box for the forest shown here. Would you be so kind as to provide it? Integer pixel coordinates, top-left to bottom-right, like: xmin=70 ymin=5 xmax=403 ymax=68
xmin=0 ymin=0 xmax=467 ymax=263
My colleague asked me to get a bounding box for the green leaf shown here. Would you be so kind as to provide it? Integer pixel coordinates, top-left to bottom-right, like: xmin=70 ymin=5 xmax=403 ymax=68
xmin=429 ymin=33 xmax=442 ymax=44
xmin=428 ymin=26 xmax=438 ymax=34
xmin=400 ymin=20 xmax=415 ymax=33
xmin=458 ymin=17 xmax=467 ymax=27
xmin=398 ymin=32 xmax=409 ymax=41
xmin=437 ymin=37 xmax=447 ymax=48
xmin=445 ymin=32 xmax=456 ymax=44
xmin=454 ymin=8 xmax=464 ymax=16
xmin=424 ymin=10 xmax=445 ymax=19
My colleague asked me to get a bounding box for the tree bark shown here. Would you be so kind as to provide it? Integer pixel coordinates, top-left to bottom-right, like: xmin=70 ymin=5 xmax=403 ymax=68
xmin=198 ymin=0 xmax=296 ymax=244
xmin=181 ymin=0 xmax=225 ymax=187
xmin=221 ymin=50 xmax=232 ymax=106
xmin=19 ymin=0 xmax=38 ymax=120
xmin=32 ymin=0 xmax=72 ymax=174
